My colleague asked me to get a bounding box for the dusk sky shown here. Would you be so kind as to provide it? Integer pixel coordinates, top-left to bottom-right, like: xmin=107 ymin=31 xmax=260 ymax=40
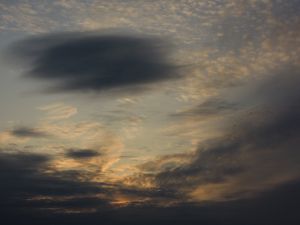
xmin=0 ymin=1 xmax=299 ymax=224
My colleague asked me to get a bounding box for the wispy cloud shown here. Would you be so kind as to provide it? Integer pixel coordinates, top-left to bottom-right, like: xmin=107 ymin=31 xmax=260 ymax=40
xmin=37 ymin=103 xmax=77 ymax=120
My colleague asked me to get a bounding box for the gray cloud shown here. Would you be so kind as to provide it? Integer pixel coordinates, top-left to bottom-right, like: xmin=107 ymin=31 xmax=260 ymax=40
xmin=2 ymin=174 xmax=299 ymax=225
xmin=65 ymin=149 xmax=101 ymax=159
xmin=10 ymin=127 xmax=48 ymax=138
xmin=0 ymin=151 xmax=105 ymax=203
xmin=10 ymin=32 xmax=179 ymax=94
xmin=0 ymin=149 xmax=183 ymax=219
xmin=154 ymin=65 xmax=300 ymax=198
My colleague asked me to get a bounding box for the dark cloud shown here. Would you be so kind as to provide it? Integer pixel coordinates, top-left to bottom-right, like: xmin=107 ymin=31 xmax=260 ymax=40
xmin=10 ymin=32 xmax=178 ymax=93
xmin=2 ymin=178 xmax=299 ymax=225
xmin=65 ymin=149 xmax=101 ymax=159
xmin=0 ymin=151 xmax=91 ymax=202
xmin=0 ymin=150 xmax=183 ymax=221
xmin=11 ymin=127 xmax=48 ymax=138
xmin=154 ymin=65 xmax=300 ymax=198
xmin=0 ymin=151 xmax=111 ymax=215
xmin=105 ymin=180 xmax=300 ymax=225
xmin=156 ymin=139 xmax=244 ymax=190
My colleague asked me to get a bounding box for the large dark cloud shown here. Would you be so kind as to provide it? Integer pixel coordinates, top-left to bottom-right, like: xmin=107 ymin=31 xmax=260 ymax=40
xmin=154 ymin=65 xmax=300 ymax=199
xmin=0 ymin=151 xmax=108 ymax=212
xmin=0 ymin=150 xmax=182 ymax=222
xmin=2 ymin=177 xmax=299 ymax=225
xmin=10 ymin=32 xmax=178 ymax=93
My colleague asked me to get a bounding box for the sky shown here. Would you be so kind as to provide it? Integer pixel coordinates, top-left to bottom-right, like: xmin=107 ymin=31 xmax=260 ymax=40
xmin=0 ymin=0 xmax=299 ymax=224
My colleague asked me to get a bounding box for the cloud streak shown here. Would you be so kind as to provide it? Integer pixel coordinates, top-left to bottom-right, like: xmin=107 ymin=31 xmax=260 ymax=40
xmin=10 ymin=127 xmax=49 ymax=138
xmin=65 ymin=149 xmax=101 ymax=159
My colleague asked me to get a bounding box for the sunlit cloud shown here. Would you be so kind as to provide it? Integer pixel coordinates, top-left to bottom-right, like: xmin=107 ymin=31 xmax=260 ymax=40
xmin=37 ymin=103 xmax=77 ymax=120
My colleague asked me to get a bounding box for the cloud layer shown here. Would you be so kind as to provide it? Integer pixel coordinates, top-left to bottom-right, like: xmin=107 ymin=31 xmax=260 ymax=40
xmin=0 ymin=148 xmax=298 ymax=225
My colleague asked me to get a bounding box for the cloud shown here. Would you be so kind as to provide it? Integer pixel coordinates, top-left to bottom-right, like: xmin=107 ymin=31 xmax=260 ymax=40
xmin=37 ymin=103 xmax=77 ymax=120
xmin=65 ymin=148 xmax=101 ymax=159
xmin=10 ymin=32 xmax=178 ymax=94
xmin=0 ymin=151 xmax=108 ymax=210
xmin=10 ymin=127 xmax=49 ymax=138
xmin=172 ymin=97 xmax=240 ymax=120
xmin=0 ymin=149 xmax=184 ymax=219
xmin=1 ymin=172 xmax=299 ymax=225
xmin=142 ymin=65 xmax=300 ymax=201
